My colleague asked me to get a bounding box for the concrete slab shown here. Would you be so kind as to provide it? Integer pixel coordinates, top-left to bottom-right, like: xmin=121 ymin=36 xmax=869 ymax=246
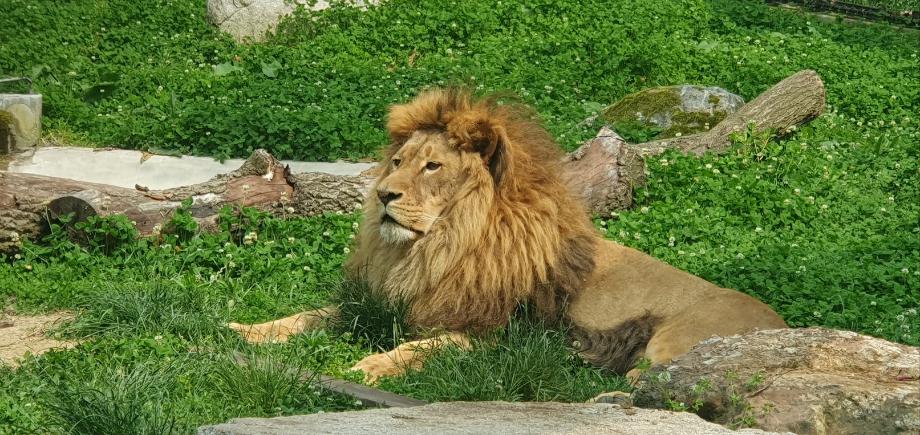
xmin=197 ymin=401 xmax=793 ymax=435
xmin=6 ymin=147 xmax=376 ymax=190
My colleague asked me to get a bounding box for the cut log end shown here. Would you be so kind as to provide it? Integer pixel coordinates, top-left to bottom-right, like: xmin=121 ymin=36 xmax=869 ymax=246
xmin=47 ymin=192 xmax=100 ymax=223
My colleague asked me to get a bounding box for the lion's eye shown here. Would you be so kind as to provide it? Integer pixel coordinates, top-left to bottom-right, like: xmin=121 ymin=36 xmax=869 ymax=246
xmin=425 ymin=161 xmax=442 ymax=171
xmin=392 ymin=158 xmax=401 ymax=168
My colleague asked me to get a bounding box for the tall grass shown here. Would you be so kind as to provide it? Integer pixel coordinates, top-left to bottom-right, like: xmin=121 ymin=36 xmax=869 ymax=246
xmin=44 ymin=363 xmax=182 ymax=435
xmin=379 ymin=314 xmax=630 ymax=403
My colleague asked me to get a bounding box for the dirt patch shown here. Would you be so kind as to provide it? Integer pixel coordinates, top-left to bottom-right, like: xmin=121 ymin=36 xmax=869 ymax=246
xmin=0 ymin=311 xmax=75 ymax=367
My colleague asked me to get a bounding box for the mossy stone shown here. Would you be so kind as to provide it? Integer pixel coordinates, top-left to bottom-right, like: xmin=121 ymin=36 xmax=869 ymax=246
xmin=601 ymin=85 xmax=744 ymax=142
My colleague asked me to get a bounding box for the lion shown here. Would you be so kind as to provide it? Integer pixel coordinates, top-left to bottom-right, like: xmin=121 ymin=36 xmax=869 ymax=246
xmin=229 ymin=88 xmax=786 ymax=382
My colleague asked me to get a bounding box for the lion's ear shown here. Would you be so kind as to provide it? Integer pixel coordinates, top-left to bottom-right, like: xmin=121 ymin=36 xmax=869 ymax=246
xmin=448 ymin=111 xmax=512 ymax=186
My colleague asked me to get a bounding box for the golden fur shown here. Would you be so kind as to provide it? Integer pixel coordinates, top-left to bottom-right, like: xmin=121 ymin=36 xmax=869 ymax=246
xmin=229 ymin=88 xmax=786 ymax=382
xmin=345 ymin=88 xmax=597 ymax=332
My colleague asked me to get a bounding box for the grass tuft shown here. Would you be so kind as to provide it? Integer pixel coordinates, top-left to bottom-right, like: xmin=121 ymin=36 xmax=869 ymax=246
xmin=379 ymin=313 xmax=630 ymax=403
xmin=330 ymin=277 xmax=412 ymax=351
xmin=44 ymin=363 xmax=182 ymax=435
xmin=62 ymin=280 xmax=224 ymax=341
xmin=211 ymin=346 xmax=324 ymax=416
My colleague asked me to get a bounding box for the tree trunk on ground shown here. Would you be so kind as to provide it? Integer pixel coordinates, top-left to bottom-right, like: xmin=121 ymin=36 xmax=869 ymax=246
xmin=0 ymin=70 xmax=824 ymax=253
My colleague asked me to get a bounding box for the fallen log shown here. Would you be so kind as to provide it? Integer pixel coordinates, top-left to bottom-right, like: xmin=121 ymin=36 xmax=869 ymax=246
xmin=0 ymin=70 xmax=824 ymax=253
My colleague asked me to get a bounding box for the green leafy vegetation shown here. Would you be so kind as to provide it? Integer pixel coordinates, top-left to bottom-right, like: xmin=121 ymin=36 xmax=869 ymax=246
xmin=380 ymin=315 xmax=631 ymax=403
xmin=1 ymin=0 xmax=918 ymax=432
xmin=3 ymin=0 xmax=915 ymax=161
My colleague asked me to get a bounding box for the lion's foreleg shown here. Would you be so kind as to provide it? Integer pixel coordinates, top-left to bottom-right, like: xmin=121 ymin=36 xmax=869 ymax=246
xmin=350 ymin=332 xmax=470 ymax=384
xmin=227 ymin=305 xmax=339 ymax=344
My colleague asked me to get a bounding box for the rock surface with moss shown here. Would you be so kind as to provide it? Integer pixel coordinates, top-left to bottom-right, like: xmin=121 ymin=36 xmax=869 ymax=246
xmin=601 ymin=85 xmax=744 ymax=142
xmin=631 ymin=327 xmax=920 ymax=435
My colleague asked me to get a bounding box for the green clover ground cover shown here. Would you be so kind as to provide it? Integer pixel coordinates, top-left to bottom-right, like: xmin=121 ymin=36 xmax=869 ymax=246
xmin=1 ymin=0 xmax=919 ymax=433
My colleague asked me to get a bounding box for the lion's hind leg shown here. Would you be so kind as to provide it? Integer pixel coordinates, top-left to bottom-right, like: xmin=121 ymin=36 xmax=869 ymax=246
xmin=228 ymin=305 xmax=338 ymax=344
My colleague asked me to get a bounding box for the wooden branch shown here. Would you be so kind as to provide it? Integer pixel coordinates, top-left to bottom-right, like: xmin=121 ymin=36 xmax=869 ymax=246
xmin=632 ymin=69 xmax=825 ymax=156
xmin=0 ymin=70 xmax=825 ymax=252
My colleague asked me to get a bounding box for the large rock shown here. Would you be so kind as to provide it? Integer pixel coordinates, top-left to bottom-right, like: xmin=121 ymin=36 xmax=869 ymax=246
xmin=633 ymin=327 xmax=920 ymax=435
xmin=206 ymin=0 xmax=376 ymax=43
xmin=601 ymin=85 xmax=744 ymax=141
xmin=198 ymin=401 xmax=790 ymax=434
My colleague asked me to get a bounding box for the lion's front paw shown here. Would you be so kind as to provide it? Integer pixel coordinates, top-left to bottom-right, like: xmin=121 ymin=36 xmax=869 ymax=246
xmin=226 ymin=321 xmax=291 ymax=344
xmin=350 ymin=351 xmax=409 ymax=384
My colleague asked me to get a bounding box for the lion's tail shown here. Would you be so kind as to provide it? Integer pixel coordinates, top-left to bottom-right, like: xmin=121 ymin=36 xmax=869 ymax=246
xmin=569 ymin=313 xmax=660 ymax=374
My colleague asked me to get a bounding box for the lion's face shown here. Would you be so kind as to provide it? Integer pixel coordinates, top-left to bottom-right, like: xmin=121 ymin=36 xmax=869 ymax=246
xmin=374 ymin=129 xmax=474 ymax=244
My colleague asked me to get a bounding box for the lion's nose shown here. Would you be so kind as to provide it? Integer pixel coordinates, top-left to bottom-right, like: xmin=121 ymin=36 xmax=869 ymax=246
xmin=377 ymin=189 xmax=403 ymax=205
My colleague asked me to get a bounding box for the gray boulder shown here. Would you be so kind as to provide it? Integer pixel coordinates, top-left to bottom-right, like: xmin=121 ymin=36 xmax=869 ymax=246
xmin=206 ymin=0 xmax=376 ymax=43
xmin=198 ymin=401 xmax=791 ymax=434
xmin=632 ymin=327 xmax=920 ymax=434
xmin=602 ymin=85 xmax=744 ymax=141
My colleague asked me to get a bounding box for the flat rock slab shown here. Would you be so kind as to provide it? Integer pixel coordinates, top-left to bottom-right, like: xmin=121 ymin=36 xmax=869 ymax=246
xmin=198 ymin=401 xmax=791 ymax=435
xmin=6 ymin=147 xmax=374 ymax=190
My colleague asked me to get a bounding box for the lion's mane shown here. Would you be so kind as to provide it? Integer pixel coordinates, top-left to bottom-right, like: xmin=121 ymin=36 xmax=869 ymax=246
xmin=346 ymin=88 xmax=598 ymax=332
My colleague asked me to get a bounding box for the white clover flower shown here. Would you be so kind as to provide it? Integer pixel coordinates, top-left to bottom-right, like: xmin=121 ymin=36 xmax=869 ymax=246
xmin=640 ymin=206 xmax=650 ymax=214
xmin=897 ymin=314 xmax=906 ymax=322
xmin=705 ymin=163 xmax=713 ymax=169
xmin=322 ymin=230 xmax=331 ymax=237
xmin=343 ymin=247 xmax=351 ymax=254
xmin=288 ymin=237 xmax=296 ymax=243
xmin=352 ymin=222 xmax=360 ymax=230
xmin=813 ymin=311 xmax=822 ymax=318
xmin=794 ymin=188 xmax=801 ymax=195
xmin=906 ymin=308 xmax=917 ymax=316
xmin=902 ymin=268 xmax=910 ymax=274
xmin=303 ymin=266 xmax=311 ymax=272
xmin=735 ymin=253 xmax=745 ymax=259
xmin=755 ymin=227 xmax=763 ymax=232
